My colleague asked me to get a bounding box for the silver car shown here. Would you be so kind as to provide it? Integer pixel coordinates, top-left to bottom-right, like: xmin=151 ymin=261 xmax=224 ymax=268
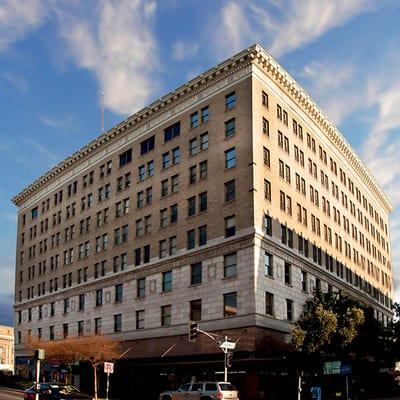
xmin=159 ymin=381 xmax=239 ymax=400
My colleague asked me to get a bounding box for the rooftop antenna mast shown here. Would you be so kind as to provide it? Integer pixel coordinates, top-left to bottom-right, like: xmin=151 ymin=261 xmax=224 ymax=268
xmin=100 ymin=92 xmax=105 ymax=132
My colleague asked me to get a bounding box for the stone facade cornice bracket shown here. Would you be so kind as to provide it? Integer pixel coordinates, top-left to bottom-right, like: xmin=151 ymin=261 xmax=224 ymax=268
xmin=12 ymin=47 xmax=255 ymax=207
xmin=253 ymin=45 xmax=392 ymax=213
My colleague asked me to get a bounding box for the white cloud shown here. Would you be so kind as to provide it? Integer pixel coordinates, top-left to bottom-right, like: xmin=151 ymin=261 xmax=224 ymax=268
xmin=270 ymin=0 xmax=374 ymax=56
xmin=40 ymin=116 xmax=72 ymax=129
xmin=0 ymin=0 xmax=48 ymax=52
xmin=23 ymin=138 xmax=58 ymax=163
xmin=2 ymin=71 xmax=29 ymax=92
xmin=214 ymin=0 xmax=375 ymax=58
xmin=172 ymin=41 xmax=199 ymax=61
xmin=56 ymin=0 xmax=159 ymax=116
xmin=297 ymin=61 xmax=360 ymax=125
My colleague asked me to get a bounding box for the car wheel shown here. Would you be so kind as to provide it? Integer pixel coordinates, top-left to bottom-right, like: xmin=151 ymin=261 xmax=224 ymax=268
xmin=200 ymin=397 xmax=212 ymax=400
xmin=162 ymin=396 xmax=172 ymax=400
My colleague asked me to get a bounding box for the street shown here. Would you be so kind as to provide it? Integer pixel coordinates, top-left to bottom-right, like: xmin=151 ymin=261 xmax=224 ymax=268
xmin=0 ymin=388 xmax=22 ymax=400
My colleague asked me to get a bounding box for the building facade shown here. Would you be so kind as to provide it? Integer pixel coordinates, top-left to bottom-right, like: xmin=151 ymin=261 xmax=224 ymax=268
xmin=12 ymin=44 xmax=393 ymax=397
xmin=0 ymin=325 xmax=14 ymax=372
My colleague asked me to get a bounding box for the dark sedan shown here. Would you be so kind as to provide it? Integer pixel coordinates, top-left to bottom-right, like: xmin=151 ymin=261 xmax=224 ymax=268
xmin=24 ymin=383 xmax=93 ymax=400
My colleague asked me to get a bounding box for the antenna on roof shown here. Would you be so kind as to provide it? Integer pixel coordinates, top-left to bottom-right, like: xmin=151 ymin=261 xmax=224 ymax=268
xmin=100 ymin=92 xmax=105 ymax=132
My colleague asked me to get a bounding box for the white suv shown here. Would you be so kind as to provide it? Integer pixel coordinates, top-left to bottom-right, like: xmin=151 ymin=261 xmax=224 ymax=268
xmin=159 ymin=381 xmax=239 ymax=400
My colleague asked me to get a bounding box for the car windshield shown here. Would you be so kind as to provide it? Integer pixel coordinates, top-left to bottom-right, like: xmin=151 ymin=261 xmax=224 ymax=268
xmin=219 ymin=383 xmax=236 ymax=391
xmin=50 ymin=385 xmax=80 ymax=394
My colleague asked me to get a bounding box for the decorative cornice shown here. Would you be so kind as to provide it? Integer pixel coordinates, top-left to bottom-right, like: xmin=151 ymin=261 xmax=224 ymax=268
xmin=12 ymin=48 xmax=254 ymax=207
xmin=12 ymin=44 xmax=393 ymax=214
xmin=251 ymin=44 xmax=392 ymax=214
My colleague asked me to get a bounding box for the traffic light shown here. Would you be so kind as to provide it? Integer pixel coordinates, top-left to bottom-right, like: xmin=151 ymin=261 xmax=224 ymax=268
xmin=189 ymin=321 xmax=198 ymax=342
xmin=226 ymin=351 xmax=233 ymax=367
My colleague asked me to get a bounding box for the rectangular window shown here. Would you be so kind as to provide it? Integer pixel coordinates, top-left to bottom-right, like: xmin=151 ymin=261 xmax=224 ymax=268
xmin=225 ymin=118 xmax=235 ymax=137
xmin=119 ymin=148 xmax=132 ymax=167
xmin=134 ymin=279 xmax=145 ymax=300
xmin=200 ymin=132 xmax=208 ymax=150
xmin=262 ymin=118 xmax=269 ymax=136
xmin=263 ymin=147 xmax=270 ymax=167
xmin=265 ymin=292 xmax=274 ymax=316
xmin=199 ymin=160 xmax=207 ymax=179
xmin=114 ymin=314 xmax=122 ymax=332
xmin=159 ymin=239 xmax=167 ymax=258
xmin=264 ymin=252 xmax=273 ymax=277
xmin=164 ymin=121 xmax=180 ymax=142
xmin=201 ymin=106 xmax=209 ymax=123
xmin=225 ymin=215 xmax=236 ymax=237
xmin=140 ymin=136 xmax=155 ymax=155
xmin=162 ymin=152 xmax=170 ymax=169
xmin=189 ymin=138 xmax=197 ymax=156
xmin=224 ymin=253 xmax=237 ymax=278
xmin=190 ymin=112 xmax=199 ymax=129
xmin=191 ymin=262 xmax=202 ymax=285
xmin=190 ymin=299 xmax=202 ymax=322
xmin=226 ymin=92 xmax=236 ymax=109
xmin=262 ymin=91 xmax=269 ymax=107
xmin=187 ymin=229 xmax=195 ymax=250
xmin=264 ymin=214 xmax=272 ymax=236
xmin=264 ymin=180 xmax=271 ymax=201
xmin=199 ymin=192 xmax=207 ymax=212
xmin=96 ymin=289 xmax=103 ymax=307
xmin=78 ymin=294 xmax=85 ymax=311
xmin=172 ymin=147 xmax=180 ymax=164
xmin=284 ymin=262 xmax=291 ymax=285
xmin=199 ymin=225 xmax=207 ymax=246
xmin=136 ymin=310 xmax=145 ymax=329
xmin=161 ymin=305 xmax=172 ymax=326
xmin=301 ymin=271 xmax=308 ymax=292
xmin=188 ymin=196 xmax=196 ymax=216
xmin=94 ymin=318 xmax=102 ymax=334
xmin=225 ymin=148 xmax=236 ymax=168
xmin=225 ymin=180 xmax=235 ymax=202
xmin=115 ymin=283 xmax=123 ymax=303
xmin=286 ymin=299 xmax=293 ymax=321
xmin=223 ymin=292 xmax=237 ymax=317
xmin=162 ymin=271 xmax=172 ymax=292
xmin=189 ymin=165 xmax=197 ymax=184
xmin=78 ymin=320 xmax=84 ymax=337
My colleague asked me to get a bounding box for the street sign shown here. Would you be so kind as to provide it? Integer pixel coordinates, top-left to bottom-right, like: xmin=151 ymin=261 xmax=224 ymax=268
xmin=219 ymin=341 xmax=236 ymax=350
xmin=104 ymin=362 xmax=114 ymax=374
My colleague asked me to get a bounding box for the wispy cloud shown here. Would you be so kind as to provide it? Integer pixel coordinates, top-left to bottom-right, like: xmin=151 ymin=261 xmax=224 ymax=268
xmin=214 ymin=0 xmax=375 ymax=58
xmin=40 ymin=116 xmax=72 ymax=129
xmin=0 ymin=0 xmax=48 ymax=52
xmin=297 ymin=60 xmax=360 ymax=125
xmin=23 ymin=138 xmax=58 ymax=163
xmin=2 ymin=71 xmax=29 ymax=92
xmin=172 ymin=41 xmax=199 ymax=61
xmin=55 ymin=0 xmax=159 ymax=116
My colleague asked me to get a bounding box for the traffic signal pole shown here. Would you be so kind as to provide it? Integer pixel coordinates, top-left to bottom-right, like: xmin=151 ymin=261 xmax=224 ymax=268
xmin=188 ymin=322 xmax=236 ymax=382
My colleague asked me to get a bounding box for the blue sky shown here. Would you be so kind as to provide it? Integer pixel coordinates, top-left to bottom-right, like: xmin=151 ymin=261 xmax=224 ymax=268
xmin=1 ymin=0 xmax=399 ymax=326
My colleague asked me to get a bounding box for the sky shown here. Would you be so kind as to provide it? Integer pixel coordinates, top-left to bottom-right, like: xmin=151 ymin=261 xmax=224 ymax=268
xmin=0 ymin=0 xmax=399 ymax=326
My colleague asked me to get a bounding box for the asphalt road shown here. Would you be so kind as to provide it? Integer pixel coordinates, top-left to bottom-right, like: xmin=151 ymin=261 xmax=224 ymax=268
xmin=0 ymin=388 xmax=23 ymax=400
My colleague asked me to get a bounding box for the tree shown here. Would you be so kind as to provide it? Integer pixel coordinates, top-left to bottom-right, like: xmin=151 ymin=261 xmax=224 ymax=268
xmin=292 ymin=291 xmax=365 ymax=356
xmin=27 ymin=335 xmax=121 ymax=400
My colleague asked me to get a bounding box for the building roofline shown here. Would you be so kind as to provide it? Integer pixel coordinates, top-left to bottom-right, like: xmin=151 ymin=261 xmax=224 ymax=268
xmin=12 ymin=43 xmax=393 ymax=213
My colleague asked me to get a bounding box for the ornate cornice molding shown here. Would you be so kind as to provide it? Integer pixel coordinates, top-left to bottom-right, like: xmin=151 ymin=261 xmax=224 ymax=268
xmin=251 ymin=44 xmax=392 ymax=213
xmin=12 ymin=49 xmax=254 ymax=208
xmin=12 ymin=44 xmax=392 ymax=214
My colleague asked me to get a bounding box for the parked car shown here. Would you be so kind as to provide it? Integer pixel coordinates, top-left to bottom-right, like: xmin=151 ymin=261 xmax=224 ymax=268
xmin=24 ymin=383 xmax=93 ymax=400
xmin=159 ymin=381 xmax=239 ymax=400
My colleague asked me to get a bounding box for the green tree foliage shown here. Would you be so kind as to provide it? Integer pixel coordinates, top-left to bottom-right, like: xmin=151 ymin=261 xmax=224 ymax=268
xmin=293 ymin=291 xmax=365 ymax=355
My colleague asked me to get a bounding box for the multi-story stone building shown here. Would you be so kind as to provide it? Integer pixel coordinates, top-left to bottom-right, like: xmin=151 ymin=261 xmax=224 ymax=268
xmin=12 ymin=44 xmax=393 ymax=397
xmin=0 ymin=325 xmax=14 ymax=372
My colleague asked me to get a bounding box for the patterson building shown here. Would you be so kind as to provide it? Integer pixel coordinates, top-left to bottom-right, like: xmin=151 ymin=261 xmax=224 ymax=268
xmin=12 ymin=44 xmax=393 ymax=397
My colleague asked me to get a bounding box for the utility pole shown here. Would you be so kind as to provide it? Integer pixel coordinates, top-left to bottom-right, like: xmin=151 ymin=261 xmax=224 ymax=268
xmin=188 ymin=323 xmax=236 ymax=382
xmin=100 ymin=93 xmax=105 ymax=132
xmin=34 ymin=349 xmax=45 ymax=400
